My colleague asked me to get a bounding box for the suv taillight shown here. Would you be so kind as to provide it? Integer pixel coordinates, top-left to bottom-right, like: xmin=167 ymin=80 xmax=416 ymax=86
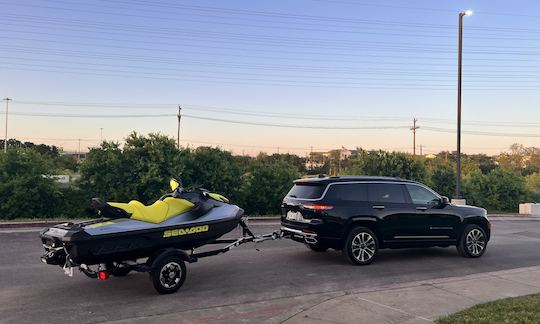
xmin=302 ymin=204 xmax=333 ymax=211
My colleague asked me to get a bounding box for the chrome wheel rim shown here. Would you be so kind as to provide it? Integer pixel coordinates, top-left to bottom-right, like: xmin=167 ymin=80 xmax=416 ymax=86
xmin=159 ymin=262 xmax=181 ymax=288
xmin=466 ymin=229 xmax=486 ymax=256
xmin=351 ymin=232 xmax=376 ymax=262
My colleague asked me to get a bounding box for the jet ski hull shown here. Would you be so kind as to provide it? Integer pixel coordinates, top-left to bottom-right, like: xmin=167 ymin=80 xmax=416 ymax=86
xmin=41 ymin=204 xmax=243 ymax=265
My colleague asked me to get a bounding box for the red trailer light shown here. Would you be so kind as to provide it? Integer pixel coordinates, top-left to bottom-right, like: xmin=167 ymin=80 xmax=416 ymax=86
xmin=98 ymin=271 xmax=110 ymax=280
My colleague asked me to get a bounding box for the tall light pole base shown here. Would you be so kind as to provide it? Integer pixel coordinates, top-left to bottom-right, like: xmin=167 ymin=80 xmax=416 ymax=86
xmin=452 ymin=198 xmax=467 ymax=206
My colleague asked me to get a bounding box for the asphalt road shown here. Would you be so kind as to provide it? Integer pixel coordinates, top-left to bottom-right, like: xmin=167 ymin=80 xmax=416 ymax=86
xmin=1 ymin=220 xmax=540 ymax=323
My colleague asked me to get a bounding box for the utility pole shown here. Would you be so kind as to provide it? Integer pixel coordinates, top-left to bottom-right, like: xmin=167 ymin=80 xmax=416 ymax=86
xmin=77 ymin=139 xmax=81 ymax=160
xmin=420 ymin=144 xmax=423 ymax=156
xmin=456 ymin=10 xmax=473 ymax=200
xmin=100 ymin=128 xmax=104 ymax=143
xmin=3 ymin=98 xmax=12 ymax=152
xmin=177 ymin=105 xmax=182 ymax=149
xmin=410 ymin=117 xmax=419 ymax=155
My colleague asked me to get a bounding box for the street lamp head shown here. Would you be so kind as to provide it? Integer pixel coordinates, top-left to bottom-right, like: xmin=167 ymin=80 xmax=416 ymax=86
xmin=462 ymin=10 xmax=473 ymax=16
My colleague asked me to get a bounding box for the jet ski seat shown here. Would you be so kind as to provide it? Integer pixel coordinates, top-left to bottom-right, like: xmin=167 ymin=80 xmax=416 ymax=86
xmin=109 ymin=198 xmax=195 ymax=224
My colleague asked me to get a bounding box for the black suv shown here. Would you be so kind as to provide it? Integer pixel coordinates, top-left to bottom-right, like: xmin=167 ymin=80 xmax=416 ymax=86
xmin=281 ymin=176 xmax=490 ymax=265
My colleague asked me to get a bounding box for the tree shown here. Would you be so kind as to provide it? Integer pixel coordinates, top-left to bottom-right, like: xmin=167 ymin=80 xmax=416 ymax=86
xmin=0 ymin=150 xmax=63 ymax=219
xmin=184 ymin=146 xmax=243 ymax=202
xmin=429 ymin=163 xmax=455 ymax=198
xmin=345 ymin=150 xmax=428 ymax=182
xmin=525 ymin=172 xmax=540 ymax=202
xmin=122 ymin=133 xmax=188 ymax=203
xmin=468 ymin=154 xmax=497 ymax=174
xmin=80 ymin=133 xmax=189 ymax=204
xmin=239 ymin=158 xmax=299 ymax=215
xmin=463 ymin=169 xmax=527 ymax=212
xmin=259 ymin=153 xmax=307 ymax=173
xmin=54 ymin=155 xmax=79 ymax=172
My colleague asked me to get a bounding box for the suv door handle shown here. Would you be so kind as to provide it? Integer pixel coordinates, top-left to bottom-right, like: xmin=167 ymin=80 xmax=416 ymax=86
xmin=372 ymin=205 xmax=385 ymax=210
xmin=416 ymin=206 xmax=428 ymax=211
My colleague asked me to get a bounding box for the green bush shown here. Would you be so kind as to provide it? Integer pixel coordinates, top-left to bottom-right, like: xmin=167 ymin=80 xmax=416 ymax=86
xmin=0 ymin=150 xmax=64 ymax=219
xmin=239 ymin=158 xmax=299 ymax=215
xmin=463 ymin=169 xmax=527 ymax=212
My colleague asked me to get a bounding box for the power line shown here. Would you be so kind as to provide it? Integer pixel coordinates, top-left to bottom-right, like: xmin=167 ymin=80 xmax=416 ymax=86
xmin=7 ymin=16 xmax=540 ymax=44
xmin=8 ymin=108 xmax=540 ymax=136
xmin=181 ymin=115 xmax=410 ymax=130
xmin=4 ymin=64 xmax=540 ymax=91
xmin=5 ymin=56 xmax=540 ymax=84
xmin=5 ymin=45 xmax=540 ymax=71
xmin=9 ymin=34 xmax=540 ymax=58
xmin=5 ymin=111 xmax=174 ymax=118
xmin=309 ymin=0 xmax=540 ymax=19
xmin=422 ymin=126 xmax=540 ymax=138
xmin=1 ymin=110 xmax=410 ymax=129
xmin=81 ymin=0 xmax=540 ymax=30
xmin=9 ymin=101 xmax=540 ymax=128
xmin=9 ymin=13 xmax=540 ymax=39
xmin=3 ymin=0 xmax=535 ymax=33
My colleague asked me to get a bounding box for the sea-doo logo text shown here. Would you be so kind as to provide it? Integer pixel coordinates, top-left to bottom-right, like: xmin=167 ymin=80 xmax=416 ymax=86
xmin=163 ymin=225 xmax=209 ymax=238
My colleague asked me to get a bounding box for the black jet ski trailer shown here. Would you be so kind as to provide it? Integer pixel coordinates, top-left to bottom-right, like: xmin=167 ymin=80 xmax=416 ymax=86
xmin=40 ymin=179 xmax=281 ymax=294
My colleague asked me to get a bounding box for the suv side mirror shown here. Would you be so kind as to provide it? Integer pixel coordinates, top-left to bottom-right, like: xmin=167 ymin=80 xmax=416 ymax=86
xmin=440 ymin=196 xmax=449 ymax=206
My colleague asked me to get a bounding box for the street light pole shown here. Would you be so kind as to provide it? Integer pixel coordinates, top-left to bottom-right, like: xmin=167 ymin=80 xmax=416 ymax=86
xmin=455 ymin=10 xmax=473 ymax=200
xmin=3 ymin=98 xmax=12 ymax=152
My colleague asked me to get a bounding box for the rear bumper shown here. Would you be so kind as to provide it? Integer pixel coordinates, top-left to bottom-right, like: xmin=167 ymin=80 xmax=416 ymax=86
xmin=281 ymin=226 xmax=318 ymax=244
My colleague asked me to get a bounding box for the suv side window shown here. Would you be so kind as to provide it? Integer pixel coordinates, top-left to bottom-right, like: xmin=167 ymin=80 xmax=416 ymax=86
xmin=325 ymin=183 xmax=368 ymax=202
xmin=406 ymin=184 xmax=440 ymax=205
xmin=367 ymin=183 xmax=407 ymax=203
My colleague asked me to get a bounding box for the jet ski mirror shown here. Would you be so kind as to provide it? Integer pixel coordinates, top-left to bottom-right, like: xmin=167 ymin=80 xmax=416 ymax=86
xmin=170 ymin=178 xmax=181 ymax=191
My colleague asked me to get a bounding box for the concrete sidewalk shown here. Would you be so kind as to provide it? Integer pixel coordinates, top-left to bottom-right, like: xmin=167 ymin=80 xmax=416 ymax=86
xmin=104 ymin=265 xmax=540 ymax=324
xmin=284 ymin=265 xmax=540 ymax=324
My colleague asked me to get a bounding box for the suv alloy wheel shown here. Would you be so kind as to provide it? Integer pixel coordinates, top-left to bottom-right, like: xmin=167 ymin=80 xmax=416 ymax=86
xmin=457 ymin=224 xmax=488 ymax=258
xmin=343 ymin=226 xmax=378 ymax=265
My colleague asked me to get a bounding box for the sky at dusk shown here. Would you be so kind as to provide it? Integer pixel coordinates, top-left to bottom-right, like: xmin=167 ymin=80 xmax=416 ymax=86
xmin=1 ymin=0 xmax=540 ymax=155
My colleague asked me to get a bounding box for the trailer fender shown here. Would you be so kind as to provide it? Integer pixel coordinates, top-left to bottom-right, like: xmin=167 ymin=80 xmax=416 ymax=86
xmin=147 ymin=248 xmax=191 ymax=270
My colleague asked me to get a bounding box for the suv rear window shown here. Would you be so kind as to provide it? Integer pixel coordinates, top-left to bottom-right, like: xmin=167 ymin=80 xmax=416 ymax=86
xmin=325 ymin=183 xmax=368 ymax=202
xmin=287 ymin=183 xmax=326 ymax=199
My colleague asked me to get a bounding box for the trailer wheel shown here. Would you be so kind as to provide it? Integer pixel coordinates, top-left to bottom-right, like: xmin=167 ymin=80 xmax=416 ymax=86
xmin=150 ymin=255 xmax=186 ymax=294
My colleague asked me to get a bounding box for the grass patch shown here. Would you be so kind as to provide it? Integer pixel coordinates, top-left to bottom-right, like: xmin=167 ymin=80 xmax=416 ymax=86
xmin=437 ymin=293 xmax=540 ymax=324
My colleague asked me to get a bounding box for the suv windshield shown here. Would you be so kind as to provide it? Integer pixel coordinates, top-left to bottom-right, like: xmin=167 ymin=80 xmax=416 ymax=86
xmin=287 ymin=183 xmax=326 ymax=199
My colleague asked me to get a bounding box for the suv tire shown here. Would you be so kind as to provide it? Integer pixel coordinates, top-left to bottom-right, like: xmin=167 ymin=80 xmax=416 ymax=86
xmin=343 ymin=226 xmax=378 ymax=265
xmin=305 ymin=244 xmax=329 ymax=252
xmin=457 ymin=224 xmax=488 ymax=258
